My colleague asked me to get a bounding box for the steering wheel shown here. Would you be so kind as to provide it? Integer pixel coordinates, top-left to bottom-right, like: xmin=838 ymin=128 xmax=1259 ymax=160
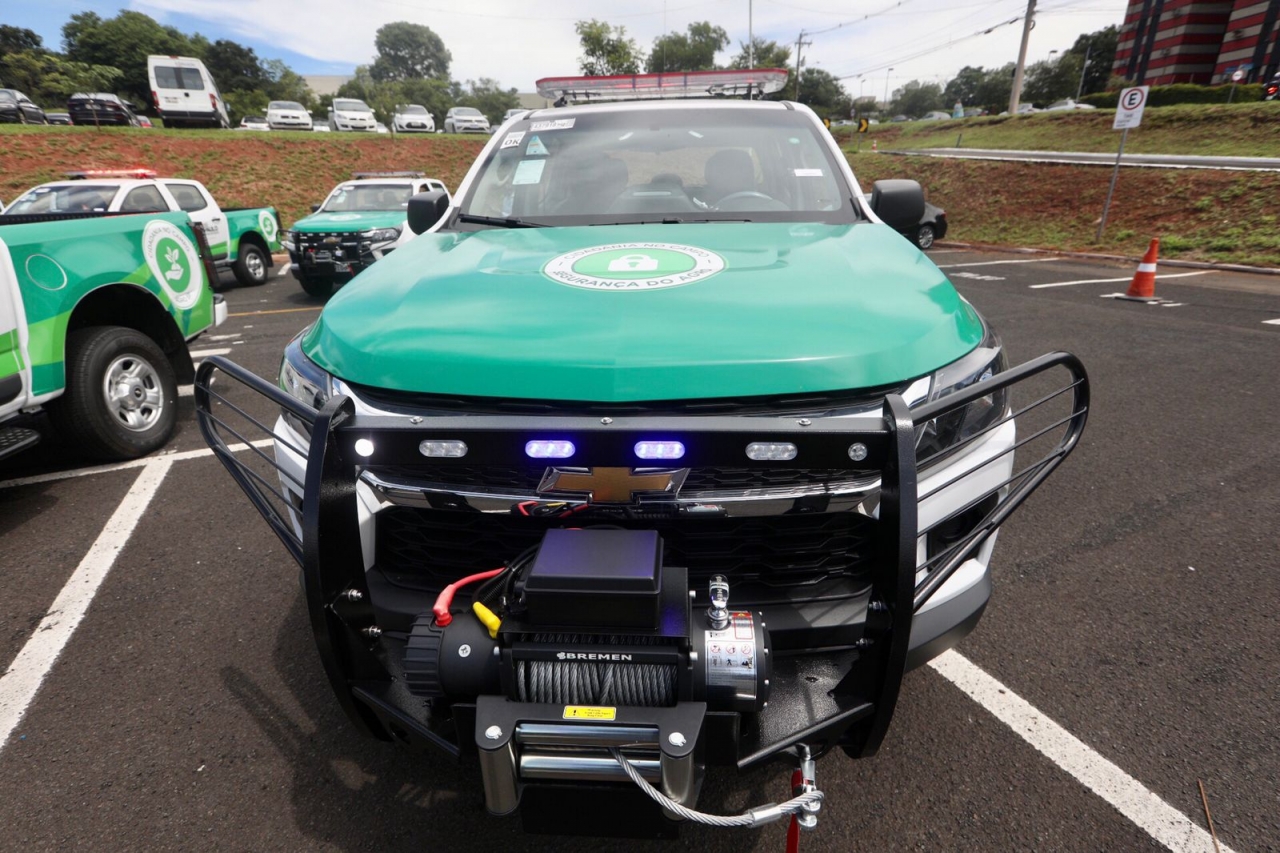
xmin=714 ymin=190 xmax=789 ymax=211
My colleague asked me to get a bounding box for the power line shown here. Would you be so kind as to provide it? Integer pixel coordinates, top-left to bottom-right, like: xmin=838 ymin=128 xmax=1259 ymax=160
xmin=833 ymin=14 xmax=1024 ymax=79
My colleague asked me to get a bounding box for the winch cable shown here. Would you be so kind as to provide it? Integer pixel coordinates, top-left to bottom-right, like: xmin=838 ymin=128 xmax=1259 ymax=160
xmin=608 ymin=747 xmax=825 ymax=829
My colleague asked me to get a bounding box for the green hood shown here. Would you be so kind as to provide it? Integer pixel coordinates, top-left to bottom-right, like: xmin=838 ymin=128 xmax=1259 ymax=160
xmin=291 ymin=210 xmax=406 ymax=232
xmin=303 ymin=223 xmax=984 ymax=402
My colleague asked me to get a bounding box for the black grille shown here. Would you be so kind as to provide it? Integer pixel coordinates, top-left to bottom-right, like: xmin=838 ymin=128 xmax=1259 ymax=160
xmin=367 ymin=464 xmax=876 ymax=495
xmin=375 ymin=505 xmax=878 ymax=595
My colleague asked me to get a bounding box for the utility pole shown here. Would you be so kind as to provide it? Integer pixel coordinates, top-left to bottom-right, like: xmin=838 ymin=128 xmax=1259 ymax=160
xmin=1076 ymin=44 xmax=1091 ymax=100
xmin=1008 ymin=0 xmax=1036 ymax=115
xmin=749 ymin=0 xmax=754 ymax=68
xmin=883 ymin=66 xmax=894 ymax=112
xmin=794 ymin=32 xmax=811 ymax=100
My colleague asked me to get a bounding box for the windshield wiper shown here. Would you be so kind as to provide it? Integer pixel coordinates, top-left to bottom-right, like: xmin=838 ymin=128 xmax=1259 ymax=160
xmin=457 ymin=213 xmax=546 ymax=228
xmin=588 ymin=218 xmax=754 ymax=226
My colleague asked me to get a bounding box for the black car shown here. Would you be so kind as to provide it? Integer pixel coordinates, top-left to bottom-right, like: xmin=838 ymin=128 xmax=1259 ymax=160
xmin=1265 ymin=74 xmax=1279 ymax=101
xmin=0 ymin=89 xmax=49 ymax=124
xmin=67 ymin=93 xmax=142 ymax=127
xmin=45 ymin=112 xmax=72 ymax=126
xmin=910 ymin=201 xmax=948 ymax=249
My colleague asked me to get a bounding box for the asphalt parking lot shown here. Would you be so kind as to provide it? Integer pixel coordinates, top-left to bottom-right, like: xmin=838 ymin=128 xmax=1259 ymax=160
xmin=1 ymin=248 xmax=1277 ymax=851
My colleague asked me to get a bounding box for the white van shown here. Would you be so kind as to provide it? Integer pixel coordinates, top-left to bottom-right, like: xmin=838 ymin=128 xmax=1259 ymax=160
xmin=147 ymin=55 xmax=230 ymax=129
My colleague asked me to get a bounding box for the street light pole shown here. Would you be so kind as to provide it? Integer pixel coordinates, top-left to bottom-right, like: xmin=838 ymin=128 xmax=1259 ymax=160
xmin=1076 ymin=44 xmax=1091 ymax=100
xmin=1008 ymin=0 xmax=1036 ymax=115
xmin=883 ymin=67 xmax=894 ymax=112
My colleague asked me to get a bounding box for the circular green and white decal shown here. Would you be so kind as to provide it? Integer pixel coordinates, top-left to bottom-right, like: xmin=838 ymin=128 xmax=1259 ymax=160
xmin=258 ymin=210 xmax=279 ymax=242
xmin=142 ymin=220 xmax=202 ymax=310
xmin=543 ymin=242 xmax=726 ymax=291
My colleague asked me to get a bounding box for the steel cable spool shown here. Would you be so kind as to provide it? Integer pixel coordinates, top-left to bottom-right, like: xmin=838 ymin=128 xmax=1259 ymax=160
xmin=514 ymin=633 xmax=678 ymax=706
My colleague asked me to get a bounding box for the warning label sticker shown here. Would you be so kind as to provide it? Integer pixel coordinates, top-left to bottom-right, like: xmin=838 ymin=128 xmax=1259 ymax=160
xmin=563 ymin=705 xmax=617 ymax=721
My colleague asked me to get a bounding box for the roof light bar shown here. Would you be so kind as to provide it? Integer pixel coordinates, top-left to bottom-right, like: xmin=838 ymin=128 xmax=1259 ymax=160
xmin=535 ymin=68 xmax=789 ymax=105
xmin=352 ymin=171 xmax=425 ymax=180
xmin=64 ymin=169 xmax=158 ymax=180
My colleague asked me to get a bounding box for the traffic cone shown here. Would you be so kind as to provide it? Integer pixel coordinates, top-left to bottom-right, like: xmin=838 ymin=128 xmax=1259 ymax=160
xmin=1119 ymin=238 xmax=1159 ymax=301
xmin=872 ymin=139 xmax=878 ymax=153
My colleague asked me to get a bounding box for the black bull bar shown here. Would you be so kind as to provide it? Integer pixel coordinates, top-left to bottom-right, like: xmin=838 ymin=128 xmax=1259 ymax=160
xmin=194 ymin=352 xmax=1088 ymax=767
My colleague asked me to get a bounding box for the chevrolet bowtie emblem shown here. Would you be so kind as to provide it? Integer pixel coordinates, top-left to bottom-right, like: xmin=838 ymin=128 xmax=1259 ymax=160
xmin=538 ymin=467 xmax=688 ymax=503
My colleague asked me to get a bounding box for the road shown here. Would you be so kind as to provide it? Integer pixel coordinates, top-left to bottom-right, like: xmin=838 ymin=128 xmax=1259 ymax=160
xmin=889 ymin=147 xmax=1280 ymax=171
xmin=1 ymin=251 xmax=1277 ymax=851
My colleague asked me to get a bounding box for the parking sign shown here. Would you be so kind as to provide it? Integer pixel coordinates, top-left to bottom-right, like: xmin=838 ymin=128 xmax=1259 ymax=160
xmin=1113 ymin=86 xmax=1149 ymax=130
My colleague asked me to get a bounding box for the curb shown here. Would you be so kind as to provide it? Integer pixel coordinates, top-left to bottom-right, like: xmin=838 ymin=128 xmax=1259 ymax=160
xmin=933 ymin=241 xmax=1280 ymax=277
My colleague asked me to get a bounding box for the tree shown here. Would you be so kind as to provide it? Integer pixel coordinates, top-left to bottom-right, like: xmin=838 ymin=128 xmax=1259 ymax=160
xmin=727 ymin=38 xmax=793 ymax=100
xmin=646 ymin=21 xmax=728 ymax=73
xmin=942 ymin=66 xmax=986 ymax=107
xmin=369 ymin=22 xmax=451 ymax=82
xmin=61 ymin=10 xmax=199 ymax=105
xmin=456 ymin=78 xmax=520 ymax=123
xmin=0 ymin=25 xmax=44 ymax=55
xmin=796 ymin=68 xmax=851 ymax=118
xmin=262 ymin=59 xmax=314 ymax=109
xmin=1068 ymin=25 xmax=1119 ymax=96
xmin=203 ymin=39 xmax=268 ymax=94
xmin=0 ymin=50 xmax=122 ymax=106
xmin=974 ymin=63 xmax=1015 ymax=113
xmin=575 ymin=20 xmax=644 ymax=76
xmin=1022 ymin=54 xmax=1084 ymax=105
xmin=891 ymin=80 xmax=943 ymax=117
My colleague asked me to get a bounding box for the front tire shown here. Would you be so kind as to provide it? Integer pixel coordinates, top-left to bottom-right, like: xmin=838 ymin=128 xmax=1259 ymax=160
xmin=299 ymin=273 xmax=333 ymax=299
xmin=234 ymin=242 xmax=270 ymax=287
xmin=48 ymin=327 xmax=178 ymax=461
xmin=915 ymin=224 xmax=936 ymax=250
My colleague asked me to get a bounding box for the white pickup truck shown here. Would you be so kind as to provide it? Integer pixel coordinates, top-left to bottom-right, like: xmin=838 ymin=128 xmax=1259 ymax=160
xmin=1 ymin=170 xmax=283 ymax=288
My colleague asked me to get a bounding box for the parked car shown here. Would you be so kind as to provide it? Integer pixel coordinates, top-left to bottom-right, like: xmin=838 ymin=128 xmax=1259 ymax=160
xmin=195 ymin=74 xmax=1089 ymax=842
xmin=920 ymin=110 xmax=952 ymax=121
xmin=0 ymin=89 xmax=49 ymax=124
xmin=312 ymin=124 xmax=331 ymax=132
xmin=1263 ymin=74 xmax=1279 ymax=101
xmin=375 ymin=121 xmax=390 ymax=134
xmin=998 ymin=103 xmax=1039 ymax=116
xmin=861 ymin=190 xmax=947 ymax=249
xmin=1046 ymin=99 xmax=1097 ymax=111
xmin=239 ymin=115 xmax=270 ymax=131
xmin=962 ymin=107 xmax=986 ymax=118
xmin=44 ymin=111 xmax=72 ymax=125
xmin=266 ymin=100 xmax=312 ymax=131
xmin=67 ymin=93 xmax=142 ymax=127
xmin=283 ymin=171 xmax=450 ymax=297
xmin=147 ymin=54 xmax=229 ymax=128
xmin=501 ymin=107 xmax=527 ymax=123
xmin=443 ymin=106 xmax=490 ymax=133
xmin=329 ymin=98 xmax=377 ymax=132
xmin=138 ymin=116 xmax=154 ymax=128
xmin=392 ymin=104 xmax=436 ymax=133
xmin=890 ymin=114 xmax=911 ymax=122
xmin=3 ymin=170 xmax=283 ymax=287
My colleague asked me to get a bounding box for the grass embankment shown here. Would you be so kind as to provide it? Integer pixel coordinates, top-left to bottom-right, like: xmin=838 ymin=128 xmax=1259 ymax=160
xmin=837 ymin=103 xmax=1280 ymax=158
xmin=0 ymin=125 xmax=486 ymax=227
xmin=851 ymin=152 xmax=1280 ymax=267
xmin=2 ymin=123 xmax=1277 ymax=267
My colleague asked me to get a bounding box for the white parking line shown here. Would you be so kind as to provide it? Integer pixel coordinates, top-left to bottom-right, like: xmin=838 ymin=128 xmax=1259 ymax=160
xmin=205 ymin=334 xmax=242 ymax=342
xmin=931 ymin=651 xmax=1234 ymax=853
xmin=937 ymin=258 xmax=1061 ymax=269
xmin=189 ymin=347 xmax=232 ymax=358
xmin=276 ymin=266 xmax=289 ymax=277
xmin=0 ymin=440 xmax=274 ymax=491
xmin=1264 ymin=318 xmax=1280 ymax=325
xmin=0 ymin=459 xmax=173 ymax=754
xmin=1030 ymin=271 xmax=1212 ymax=289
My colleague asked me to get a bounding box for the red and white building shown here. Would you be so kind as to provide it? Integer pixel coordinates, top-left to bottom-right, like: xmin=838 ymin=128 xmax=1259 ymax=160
xmin=1113 ymin=0 xmax=1280 ymax=85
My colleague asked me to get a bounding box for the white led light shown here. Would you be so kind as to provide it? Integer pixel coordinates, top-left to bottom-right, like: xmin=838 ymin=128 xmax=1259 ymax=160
xmin=635 ymin=440 xmax=685 ymax=460
xmin=419 ymin=440 xmax=468 ymax=458
xmin=525 ymin=439 xmax=576 ymax=459
xmin=354 ymin=438 xmax=375 ymax=458
xmin=745 ymin=442 xmax=798 ymax=461
xmin=848 ymin=442 xmax=868 ymax=462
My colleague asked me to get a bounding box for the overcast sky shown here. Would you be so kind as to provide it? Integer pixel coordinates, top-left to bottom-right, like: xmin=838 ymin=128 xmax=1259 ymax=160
xmin=11 ymin=0 xmax=1129 ymax=96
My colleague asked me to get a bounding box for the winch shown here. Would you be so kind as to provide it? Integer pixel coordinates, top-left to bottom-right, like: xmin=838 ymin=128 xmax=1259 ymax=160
xmin=400 ymin=527 xmax=773 ymax=822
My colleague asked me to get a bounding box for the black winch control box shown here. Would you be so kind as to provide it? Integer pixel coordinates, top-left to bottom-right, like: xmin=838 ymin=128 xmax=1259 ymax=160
xmin=523 ymin=529 xmax=662 ymax=630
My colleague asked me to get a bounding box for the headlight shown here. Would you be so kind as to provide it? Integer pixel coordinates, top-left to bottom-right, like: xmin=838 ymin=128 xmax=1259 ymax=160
xmin=278 ymin=332 xmax=334 ymax=435
xmin=361 ymin=227 xmax=402 ymax=243
xmin=283 ymin=230 xmax=296 ymax=251
xmin=914 ymin=322 xmax=1008 ymax=464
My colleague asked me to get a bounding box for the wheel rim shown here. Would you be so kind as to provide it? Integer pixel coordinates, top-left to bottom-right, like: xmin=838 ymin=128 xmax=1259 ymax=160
xmin=102 ymin=354 xmax=165 ymax=432
xmin=245 ymin=250 xmax=266 ymax=281
xmin=918 ymin=226 xmax=935 ymax=249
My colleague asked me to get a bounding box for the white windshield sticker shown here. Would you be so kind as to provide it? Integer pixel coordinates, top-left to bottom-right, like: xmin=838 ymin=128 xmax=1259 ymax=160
xmin=794 ymin=168 xmax=824 ymax=177
xmin=500 ymin=131 xmax=525 ymax=149
xmin=513 ymin=159 xmax=547 ymax=185
xmin=526 ymin=135 xmax=549 ymax=156
xmin=529 ymin=118 xmax=575 ymax=132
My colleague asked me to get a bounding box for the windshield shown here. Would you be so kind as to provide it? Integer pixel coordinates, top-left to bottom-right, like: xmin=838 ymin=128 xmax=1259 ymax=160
xmin=322 ymin=183 xmax=412 ymax=212
xmin=4 ymin=184 xmax=118 ymax=214
xmin=454 ymin=108 xmax=483 ymax=117
xmin=270 ymin=101 xmax=305 ymax=111
xmin=333 ymin=99 xmax=370 ymax=112
xmin=458 ymin=106 xmax=856 ymax=226
xmin=401 ymin=105 xmax=429 ymax=115
xmin=153 ymin=66 xmax=205 ymax=91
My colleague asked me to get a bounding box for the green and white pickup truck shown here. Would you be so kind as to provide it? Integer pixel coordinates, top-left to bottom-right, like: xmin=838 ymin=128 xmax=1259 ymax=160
xmin=2 ymin=170 xmax=282 ymax=288
xmin=1 ymin=210 xmax=224 ymax=462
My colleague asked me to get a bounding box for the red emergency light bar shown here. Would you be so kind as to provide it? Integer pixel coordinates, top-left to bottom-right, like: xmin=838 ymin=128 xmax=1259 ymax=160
xmin=64 ymin=169 xmax=158 ymax=180
xmin=535 ymin=68 xmax=789 ymax=104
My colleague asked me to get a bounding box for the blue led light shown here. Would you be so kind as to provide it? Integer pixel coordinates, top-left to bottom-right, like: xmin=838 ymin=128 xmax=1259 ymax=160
xmin=635 ymin=440 xmax=685 ymax=460
xmin=525 ymin=439 xmax=576 ymax=459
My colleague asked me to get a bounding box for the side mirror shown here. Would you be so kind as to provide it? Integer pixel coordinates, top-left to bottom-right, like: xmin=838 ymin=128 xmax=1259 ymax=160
xmin=869 ymin=179 xmax=925 ymax=232
xmin=310 ymin=203 xmax=321 ymax=213
xmin=407 ymin=190 xmax=449 ymax=235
